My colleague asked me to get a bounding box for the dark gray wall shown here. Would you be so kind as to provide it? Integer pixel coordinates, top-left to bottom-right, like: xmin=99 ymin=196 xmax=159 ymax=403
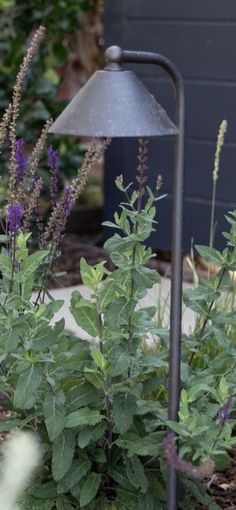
xmin=103 ymin=0 xmax=236 ymax=252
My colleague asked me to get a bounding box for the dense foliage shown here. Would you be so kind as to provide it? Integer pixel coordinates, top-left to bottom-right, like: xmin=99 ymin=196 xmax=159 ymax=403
xmin=0 ymin=169 xmax=236 ymax=509
xmin=1 ymin=21 xmax=236 ymax=510
xmin=0 ymin=0 xmax=102 ymax=193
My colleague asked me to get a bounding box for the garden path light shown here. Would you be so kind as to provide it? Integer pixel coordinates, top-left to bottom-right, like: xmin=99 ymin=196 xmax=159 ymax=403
xmin=49 ymin=45 xmax=185 ymax=510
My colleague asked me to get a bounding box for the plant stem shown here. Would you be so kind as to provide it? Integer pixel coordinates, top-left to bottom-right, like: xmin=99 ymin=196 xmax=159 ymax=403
xmin=127 ymin=176 xmax=144 ymax=376
xmin=34 ymin=243 xmax=56 ymax=306
xmin=209 ymin=179 xmax=217 ymax=252
xmin=96 ymin=295 xmax=113 ymax=464
xmin=189 ymin=267 xmax=227 ymax=366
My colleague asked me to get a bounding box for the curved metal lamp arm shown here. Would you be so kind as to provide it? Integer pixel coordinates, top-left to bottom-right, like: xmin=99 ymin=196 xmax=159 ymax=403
xmin=106 ymin=47 xmax=185 ymax=510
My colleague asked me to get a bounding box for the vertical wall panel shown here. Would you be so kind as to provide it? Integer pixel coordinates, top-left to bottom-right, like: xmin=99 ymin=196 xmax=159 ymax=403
xmin=104 ymin=1 xmax=236 ymax=251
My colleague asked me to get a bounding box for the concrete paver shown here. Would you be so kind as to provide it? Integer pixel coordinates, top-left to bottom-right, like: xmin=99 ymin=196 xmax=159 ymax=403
xmin=43 ymin=278 xmax=196 ymax=339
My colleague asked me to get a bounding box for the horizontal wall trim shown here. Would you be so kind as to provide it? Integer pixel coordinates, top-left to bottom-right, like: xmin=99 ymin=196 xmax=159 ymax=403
xmin=139 ymin=75 xmax=236 ymax=87
xmin=126 ymin=17 xmax=236 ymax=26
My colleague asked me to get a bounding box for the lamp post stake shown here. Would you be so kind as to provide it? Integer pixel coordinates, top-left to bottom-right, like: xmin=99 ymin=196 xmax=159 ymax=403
xmin=106 ymin=48 xmax=185 ymax=510
xmin=50 ymin=45 xmax=185 ymax=510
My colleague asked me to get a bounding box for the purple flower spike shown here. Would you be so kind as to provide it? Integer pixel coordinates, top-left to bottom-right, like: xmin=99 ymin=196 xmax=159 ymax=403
xmin=48 ymin=146 xmax=59 ymax=209
xmin=62 ymin=187 xmax=73 ymax=217
xmin=218 ymin=397 xmax=233 ymax=423
xmin=7 ymin=203 xmax=23 ymax=236
xmin=15 ymin=138 xmax=27 ymax=184
xmin=48 ymin=145 xmax=59 ymax=170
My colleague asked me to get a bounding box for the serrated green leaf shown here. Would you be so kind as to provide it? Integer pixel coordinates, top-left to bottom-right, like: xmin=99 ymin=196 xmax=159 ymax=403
xmin=79 ymin=473 xmax=101 ymax=507
xmin=113 ymin=392 xmax=137 ymax=434
xmin=52 ymin=430 xmax=75 ymax=481
xmin=13 ymin=364 xmax=42 ymax=409
xmin=43 ymin=391 xmax=65 ymax=441
xmin=66 ymin=407 xmax=104 ymax=428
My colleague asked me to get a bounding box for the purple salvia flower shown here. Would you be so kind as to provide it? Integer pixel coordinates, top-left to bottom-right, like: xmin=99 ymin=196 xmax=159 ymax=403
xmin=218 ymin=397 xmax=233 ymax=423
xmin=7 ymin=203 xmax=23 ymax=236
xmin=15 ymin=138 xmax=27 ymax=184
xmin=48 ymin=145 xmax=59 ymax=169
xmin=62 ymin=187 xmax=73 ymax=217
xmin=48 ymin=145 xmax=59 ymax=209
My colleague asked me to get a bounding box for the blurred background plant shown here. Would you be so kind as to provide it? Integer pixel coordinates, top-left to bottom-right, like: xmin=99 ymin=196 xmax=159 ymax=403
xmin=0 ymin=0 xmax=104 ymax=210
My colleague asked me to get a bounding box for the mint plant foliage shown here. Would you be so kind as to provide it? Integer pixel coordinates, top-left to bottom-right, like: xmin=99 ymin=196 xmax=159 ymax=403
xmin=1 ymin=160 xmax=236 ymax=509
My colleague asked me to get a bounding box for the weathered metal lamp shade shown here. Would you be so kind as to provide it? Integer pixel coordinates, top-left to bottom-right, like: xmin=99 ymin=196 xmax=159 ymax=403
xmin=49 ymin=68 xmax=178 ymax=138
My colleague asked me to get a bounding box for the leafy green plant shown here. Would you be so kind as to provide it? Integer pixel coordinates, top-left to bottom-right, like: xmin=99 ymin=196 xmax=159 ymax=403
xmin=1 ymin=164 xmax=236 ymax=509
xmin=2 ymin=22 xmax=236 ymax=510
xmin=0 ymin=0 xmax=102 ymax=189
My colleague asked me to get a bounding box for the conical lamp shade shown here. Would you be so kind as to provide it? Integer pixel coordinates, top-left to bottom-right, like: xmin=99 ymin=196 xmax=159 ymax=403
xmin=49 ymin=69 xmax=178 ymax=138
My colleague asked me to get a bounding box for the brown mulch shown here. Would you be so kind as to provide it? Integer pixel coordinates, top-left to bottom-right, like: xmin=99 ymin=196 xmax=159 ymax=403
xmin=205 ymin=454 xmax=236 ymax=509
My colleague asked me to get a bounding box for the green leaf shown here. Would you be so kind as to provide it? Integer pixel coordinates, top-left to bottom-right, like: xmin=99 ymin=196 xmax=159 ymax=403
xmin=126 ymin=455 xmax=148 ymax=493
xmin=52 ymin=430 xmax=75 ymax=481
xmin=43 ymin=391 xmax=65 ymax=441
xmin=79 ymin=473 xmax=101 ymax=507
xmin=29 ymin=481 xmax=58 ymax=499
xmin=84 ymin=368 xmax=104 ymax=389
xmin=70 ymin=290 xmax=99 ymax=337
xmin=219 ymin=377 xmax=228 ymax=400
xmin=44 ymin=68 xmax=60 ymax=85
xmin=115 ymin=488 xmax=139 ymax=510
xmin=22 ymin=497 xmax=54 ymax=510
xmin=195 ymin=245 xmax=223 ymax=265
xmin=18 ymin=250 xmax=49 ymax=282
xmin=13 ymin=364 xmax=42 ymax=409
xmin=0 ymin=253 xmax=12 ymax=277
xmin=56 ymin=498 xmax=75 ymax=510
xmin=57 ymin=454 xmax=91 ymax=494
xmin=109 ymin=468 xmax=136 ymax=491
xmin=166 ymin=421 xmax=190 ymax=437
xmin=65 ymin=407 xmax=104 ymax=428
xmin=133 ymin=266 xmax=160 ymax=289
xmin=138 ymin=493 xmax=156 ymax=510
xmin=80 ymin=257 xmax=97 ymax=289
xmin=113 ymin=393 xmax=137 ymax=434
xmin=0 ymin=419 xmax=23 ymax=431
xmin=110 ymin=352 xmax=132 ymax=377
xmin=90 ymin=346 xmax=106 ymax=371
xmin=116 ymin=431 xmax=165 ymax=456
xmin=66 ymin=382 xmax=101 ymax=412
xmin=77 ymin=422 xmax=106 ymax=448
xmin=80 ymin=257 xmax=105 ymax=289
xmin=43 ymin=299 xmax=64 ymax=320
